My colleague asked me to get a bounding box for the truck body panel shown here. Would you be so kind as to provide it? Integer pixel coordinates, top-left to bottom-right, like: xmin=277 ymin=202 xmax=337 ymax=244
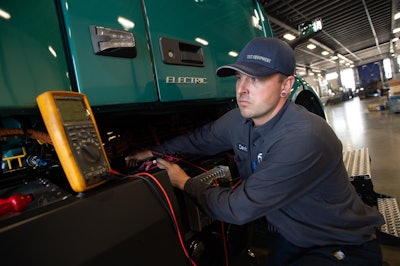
xmin=0 ymin=0 xmax=70 ymax=109
xmin=143 ymin=0 xmax=271 ymax=102
xmin=59 ymin=0 xmax=158 ymax=105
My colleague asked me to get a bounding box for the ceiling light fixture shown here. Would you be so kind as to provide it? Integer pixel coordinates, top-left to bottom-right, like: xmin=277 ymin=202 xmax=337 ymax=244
xmin=297 ymin=71 xmax=306 ymax=76
xmin=307 ymin=43 xmax=316 ymax=49
xmin=283 ymin=33 xmax=296 ymax=41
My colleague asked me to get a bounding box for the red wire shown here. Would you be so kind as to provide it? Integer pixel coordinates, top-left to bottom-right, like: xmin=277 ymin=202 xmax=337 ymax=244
xmin=149 ymin=153 xmax=235 ymax=265
xmin=150 ymin=151 xmax=220 ymax=186
xmin=134 ymin=172 xmax=198 ymax=266
xmin=111 ymin=169 xmax=198 ymax=266
xmin=219 ymin=177 xmax=242 ymax=266
xmin=119 ymin=151 xmax=240 ymax=266
xmin=221 ymin=221 xmax=229 ymax=266
xmin=231 ymin=178 xmax=242 ymax=189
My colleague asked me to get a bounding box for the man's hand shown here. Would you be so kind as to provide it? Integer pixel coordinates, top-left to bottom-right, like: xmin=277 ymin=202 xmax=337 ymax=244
xmin=125 ymin=150 xmax=153 ymax=167
xmin=156 ymin=158 xmax=190 ymax=190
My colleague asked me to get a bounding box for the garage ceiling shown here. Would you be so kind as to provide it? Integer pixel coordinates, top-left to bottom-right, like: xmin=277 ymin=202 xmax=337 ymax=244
xmin=261 ymin=0 xmax=397 ymax=75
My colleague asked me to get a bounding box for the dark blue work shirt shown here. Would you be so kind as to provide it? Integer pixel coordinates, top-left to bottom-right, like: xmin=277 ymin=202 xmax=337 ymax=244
xmin=154 ymin=100 xmax=384 ymax=248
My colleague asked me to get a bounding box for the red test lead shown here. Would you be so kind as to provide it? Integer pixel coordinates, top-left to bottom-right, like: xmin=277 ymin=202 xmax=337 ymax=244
xmin=0 ymin=194 xmax=33 ymax=216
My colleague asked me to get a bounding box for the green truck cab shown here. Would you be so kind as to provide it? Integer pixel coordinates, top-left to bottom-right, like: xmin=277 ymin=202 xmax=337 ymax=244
xmin=0 ymin=1 xmax=324 ymax=264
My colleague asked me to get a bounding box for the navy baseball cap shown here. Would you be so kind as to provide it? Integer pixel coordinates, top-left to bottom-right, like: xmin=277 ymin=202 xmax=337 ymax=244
xmin=216 ymin=37 xmax=296 ymax=77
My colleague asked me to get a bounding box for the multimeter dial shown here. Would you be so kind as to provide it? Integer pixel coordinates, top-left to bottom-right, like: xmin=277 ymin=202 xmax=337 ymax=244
xmin=66 ymin=123 xmax=108 ymax=186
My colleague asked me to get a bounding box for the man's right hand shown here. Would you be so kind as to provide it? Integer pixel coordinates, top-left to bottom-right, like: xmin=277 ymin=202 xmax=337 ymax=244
xmin=156 ymin=158 xmax=190 ymax=190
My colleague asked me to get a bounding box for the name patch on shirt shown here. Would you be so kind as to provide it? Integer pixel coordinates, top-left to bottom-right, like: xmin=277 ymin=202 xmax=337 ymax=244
xmin=237 ymin=143 xmax=248 ymax=153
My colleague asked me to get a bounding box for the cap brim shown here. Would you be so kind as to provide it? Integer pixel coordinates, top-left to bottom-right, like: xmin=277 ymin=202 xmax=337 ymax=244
xmin=216 ymin=62 xmax=279 ymax=77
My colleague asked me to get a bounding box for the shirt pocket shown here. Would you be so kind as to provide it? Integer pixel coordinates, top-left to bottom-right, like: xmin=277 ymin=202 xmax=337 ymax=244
xmin=234 ymin=153 xmax=252 ymax=179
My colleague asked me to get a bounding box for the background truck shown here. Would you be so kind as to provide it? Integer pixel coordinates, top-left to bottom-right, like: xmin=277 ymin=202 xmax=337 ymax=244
xmin=0 ymin=0 xmax=324 ymax=265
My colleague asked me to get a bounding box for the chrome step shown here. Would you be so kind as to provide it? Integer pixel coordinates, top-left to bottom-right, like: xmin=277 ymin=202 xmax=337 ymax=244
xmin=343 ymin=148 xmax=371 ymax=181
xmin=378 ymin=197 xmax=400 ymax=237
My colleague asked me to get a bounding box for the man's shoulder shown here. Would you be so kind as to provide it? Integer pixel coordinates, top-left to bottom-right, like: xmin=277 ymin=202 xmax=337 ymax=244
xmin=286 ymin=101 xmax=326 ymax=123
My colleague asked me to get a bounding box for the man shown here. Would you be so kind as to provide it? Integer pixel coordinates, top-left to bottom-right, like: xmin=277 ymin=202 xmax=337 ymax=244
xmin=126 ymin=37 xmax=384 ymax=265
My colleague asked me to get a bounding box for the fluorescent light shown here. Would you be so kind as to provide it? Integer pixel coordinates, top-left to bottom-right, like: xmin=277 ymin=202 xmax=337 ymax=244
xmin=118 ymin=16 xmax=134 ymax=30
xmin=395 ymin=12 xmax=400 ymax=20
xmin=326 ymin=72 xmax=338 ymax=80
xmin=321 ymin=51 xmax=329 ymax=56
xmin=48 ymin=46 xmax=57 ymax=58
xmin=393 ymin=28 xmax=400 ymax=34
xmin=228 ymin=51 xmax=239 ymax=57
xmin=306 ymin=43 xmax=316 ymax=49
xmin=393 ymin=37 xmax=399 ymax=42
xmin=331 ymin=55 xmax=338 ymax=60
xmin=297 ymin=71 xmax=306 ymax=76
xmin=283 ymin=33 xmax=296 ymax=41
xmin=0 ymin=9 xmax=11 ymax=20
xmin=195 ymin=37 xmax=208 ymax=46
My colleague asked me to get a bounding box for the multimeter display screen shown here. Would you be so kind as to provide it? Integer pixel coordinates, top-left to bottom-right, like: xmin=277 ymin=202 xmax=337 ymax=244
xmin=55 ymin=98 xmax=90 ymax=123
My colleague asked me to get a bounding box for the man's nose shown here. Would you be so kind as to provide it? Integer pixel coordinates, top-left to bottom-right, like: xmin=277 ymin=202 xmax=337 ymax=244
xmin=236 ymin=79 xmax=249 ymax=95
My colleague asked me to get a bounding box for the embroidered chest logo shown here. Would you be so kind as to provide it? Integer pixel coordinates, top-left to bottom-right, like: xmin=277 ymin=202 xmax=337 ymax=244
xmin=257 ymin=152 xmax=263 ymax=163
xmin=237 ymin=143 xmax=248 ymax=152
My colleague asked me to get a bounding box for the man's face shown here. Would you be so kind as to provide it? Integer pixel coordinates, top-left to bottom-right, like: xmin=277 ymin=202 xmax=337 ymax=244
xmin=235 ymin=72 xmax=287 ymax=126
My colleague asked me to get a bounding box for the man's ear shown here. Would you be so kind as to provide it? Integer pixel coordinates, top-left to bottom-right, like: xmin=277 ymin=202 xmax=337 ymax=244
xmin=282 ymin=76 xmax=295 ymax=94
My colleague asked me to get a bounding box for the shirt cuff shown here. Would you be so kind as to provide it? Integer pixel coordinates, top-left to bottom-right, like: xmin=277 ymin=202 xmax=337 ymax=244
xmin=184 ymin=178 xmax=210 ymax=199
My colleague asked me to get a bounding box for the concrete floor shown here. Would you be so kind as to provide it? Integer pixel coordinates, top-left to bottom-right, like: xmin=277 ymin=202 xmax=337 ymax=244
xmin=325 ymin=96 xmax=400 ymax=266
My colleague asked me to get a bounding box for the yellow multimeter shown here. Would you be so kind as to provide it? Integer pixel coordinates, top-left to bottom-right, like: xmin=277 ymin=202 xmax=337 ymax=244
xmin=36 ymin=91 xmax=110 ymax=193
